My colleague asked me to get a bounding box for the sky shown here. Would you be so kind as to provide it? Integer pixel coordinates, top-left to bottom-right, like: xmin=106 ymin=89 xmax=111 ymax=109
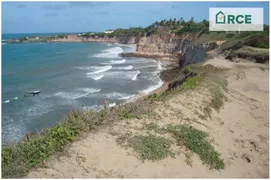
xmin=2 ymin=1 xmax=270 ymax=34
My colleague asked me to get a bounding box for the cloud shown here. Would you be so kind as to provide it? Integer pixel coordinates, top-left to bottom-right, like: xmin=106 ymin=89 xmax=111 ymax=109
xmin=42 ymin=4 xmax=66 ymax=10
xmin=16 ymin=4 xmax=26 ymax=8
xmin=44 ymin=12 xmax=58 ymax=17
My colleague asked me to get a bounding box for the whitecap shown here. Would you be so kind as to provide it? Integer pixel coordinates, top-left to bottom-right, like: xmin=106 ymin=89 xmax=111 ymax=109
xmin=87 ymin=74 xmax=104 ymax=80
xmin=3 ymin=100 xmax=10 ymax=103
xmin=139 ymin=80 xmax=164 ymax=94
xmin=54 ymin=88 xmax=100 ymax=100
xmin=113 ymin=65 xmax=133 ymax=70
xmin=104 ymin=70 xmax=140 ymax=81
xmin=101 ymin=59 xmax=126 ymax=65
xmin=13 ymin=97 xmax=18 ymax=100
xmin=93 ymin=47 xmax=123 ymax=58
xmin=157 ymin=61 xmax=162 ymax=71
xmin=86 ymin=65 xmax=112 ymax=75
xmin=78 ymin=88 xmax=101 ymax=94
xmin=54 ymin=92 xmax=89 ymax=100
xmin=100 ymin=92 xmax=135 ymax=100
xmin=76 ymin=66 xmax=93 ymax=70
xmin=118 ymin=94 xmax=136 ymax=100
xmin=132 ymin=70 xmax=140 ymax=81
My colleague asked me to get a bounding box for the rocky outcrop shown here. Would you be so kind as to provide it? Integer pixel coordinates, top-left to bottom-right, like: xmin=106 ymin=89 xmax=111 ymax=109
xmin=121 ymin=33 xmax=219 ymax=67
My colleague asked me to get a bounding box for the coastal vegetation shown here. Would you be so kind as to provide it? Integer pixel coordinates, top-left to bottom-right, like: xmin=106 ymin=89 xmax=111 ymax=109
xmin=2 ymin=63 xmax=228 ymax=178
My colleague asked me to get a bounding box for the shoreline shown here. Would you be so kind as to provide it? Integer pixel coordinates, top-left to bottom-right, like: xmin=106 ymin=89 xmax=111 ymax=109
xmin=3 ymin=56 xmax=269 ymax=178
xmin=2 ymin=43 xmax=172 ymax=145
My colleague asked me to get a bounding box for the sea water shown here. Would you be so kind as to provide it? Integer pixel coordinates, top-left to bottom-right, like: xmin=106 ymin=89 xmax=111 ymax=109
xmin=2 ymin=34 xmax=164 ymax=143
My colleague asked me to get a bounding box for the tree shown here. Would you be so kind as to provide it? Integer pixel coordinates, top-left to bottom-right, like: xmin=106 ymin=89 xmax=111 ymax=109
xmin=202 ymin=19 xmax=209 ymax=27
xmin=189 ymin=17 xmax=194 ymax=24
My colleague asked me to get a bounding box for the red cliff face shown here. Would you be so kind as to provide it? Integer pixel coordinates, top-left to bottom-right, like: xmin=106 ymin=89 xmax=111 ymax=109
xmin=124 ymin=33 xmax=219 ymax=67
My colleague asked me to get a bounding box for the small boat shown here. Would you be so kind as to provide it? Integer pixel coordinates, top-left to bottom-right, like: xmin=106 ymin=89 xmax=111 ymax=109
xmin=28 ymin=90 xmax=41 ymax=96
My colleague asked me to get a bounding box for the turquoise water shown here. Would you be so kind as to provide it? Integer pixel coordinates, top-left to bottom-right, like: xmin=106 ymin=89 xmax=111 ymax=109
xmin=2 ymin=34 xmax=163 ymax=143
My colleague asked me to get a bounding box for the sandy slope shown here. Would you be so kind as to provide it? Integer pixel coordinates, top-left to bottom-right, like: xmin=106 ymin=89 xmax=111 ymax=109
xmin=27 ymin=57 xmax=269 ymax=178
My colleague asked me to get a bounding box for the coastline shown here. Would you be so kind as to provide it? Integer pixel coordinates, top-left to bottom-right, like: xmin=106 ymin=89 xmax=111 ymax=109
xmin=25 ymin=57 xmax=269 ymax=178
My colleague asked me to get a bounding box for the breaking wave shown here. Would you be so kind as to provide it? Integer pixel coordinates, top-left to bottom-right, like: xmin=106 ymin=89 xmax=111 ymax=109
xmin=86 ymin=65 xmax=112 ymax=75
xmin=105 ymin=70 xmax=140 ymax=81
xmin=78 ymin=88 xmax=101 ymax=94
xmin=139 ymin=80 xmax=164 ymax=94
xmin=87 ymin=74 xmax=104 ymax=80
xmin=101 ymin=92 xmax=136 ymax=100
xmin=93 ymin=47 xmax=123 ymax=58
xmin=113 ymin=65 xmax=133 ymax=70
xmin=54 ymin=88 xmax=101 ymax=100
xmin=101 ymin=59 xmax=126 ymax=65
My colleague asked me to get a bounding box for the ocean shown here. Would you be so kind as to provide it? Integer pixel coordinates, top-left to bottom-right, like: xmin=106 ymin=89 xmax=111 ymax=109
xmin=1 ymin=34 xmax=164 ymax=143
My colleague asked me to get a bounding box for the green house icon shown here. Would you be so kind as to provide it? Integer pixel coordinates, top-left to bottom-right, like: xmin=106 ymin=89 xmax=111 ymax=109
xmin=216 ymin=11 xmax=225 ymax=24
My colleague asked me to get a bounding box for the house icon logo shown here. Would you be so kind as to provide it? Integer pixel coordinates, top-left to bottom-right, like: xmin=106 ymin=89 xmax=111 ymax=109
xmin=216 ymin=11 xmax=226 ymax=24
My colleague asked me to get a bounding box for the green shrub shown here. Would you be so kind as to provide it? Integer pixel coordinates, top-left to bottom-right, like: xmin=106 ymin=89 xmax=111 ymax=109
xmin=166 ymin=125 xmax=224 ymax=169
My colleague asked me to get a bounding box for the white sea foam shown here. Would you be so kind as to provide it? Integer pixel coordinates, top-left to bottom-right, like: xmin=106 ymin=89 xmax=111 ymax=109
xmin=105 ymin=70 xmax=140 ymax=81
xmin=3 ymin=100 xmax=10 ymax=103
xmin=79 ymin=88 xmax=101 ymax=94
xmin=54 ymin=92 xmax=89 ymax=100
xmin=13 ymin=97 xmax=18 ymax=100
xmin=132 ymin=70 xmax=140 ymax=81
xmin=101 ymin=92 xmax=135 ymax=100
xmin=157 ymin=61 xmax=162 ymax=71
xmin=113 ymin=65 xmax=133 ymax=70
xmin=93 ymin=47 xmax=123 ymax=58
xmin=139 ymin=80 xmax=164 ymax=94
xmin=55 ymin=88 xmax=100 ymax=100
xmin=101 ymin=59 xmax=126 ymax=65
xmin=108 ymin=102 xmax=116 ymax=107
xmin=87 ymin=74 xmax=104 ymax=80
xmin=76 ymin=66 xmax=93 ymax=70
xmin=86 ymin=65 xmax=112 ymax=75
xmin=107 ymin=44 xmax=113 ymax=46
xmin=118 ymin=94 xmax=136 ymax=100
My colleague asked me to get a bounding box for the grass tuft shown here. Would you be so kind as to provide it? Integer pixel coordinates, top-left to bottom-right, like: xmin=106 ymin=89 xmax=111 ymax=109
xmin=117 ymin=134 xmax=173 ymax=161
xmin=180 ymin=76 xmax=203 ymax=90
xmin=166 ymin=124 xmax=225 ymax=169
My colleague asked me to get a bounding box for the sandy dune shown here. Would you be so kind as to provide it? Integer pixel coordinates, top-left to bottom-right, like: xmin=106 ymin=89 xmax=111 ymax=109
xmin=27 ymin=57 xmax=269 ymax=178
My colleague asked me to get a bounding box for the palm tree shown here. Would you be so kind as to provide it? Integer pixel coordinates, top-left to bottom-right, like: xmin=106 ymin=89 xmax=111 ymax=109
xmin=173 ymin=18 xmax=176 ymax=26
xmin=189 ymin=17 xmax=194 ymax=24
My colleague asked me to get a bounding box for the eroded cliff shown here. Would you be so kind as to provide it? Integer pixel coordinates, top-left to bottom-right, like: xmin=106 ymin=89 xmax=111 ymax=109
xmin=121 ymin=33 xmax=219 ymax=67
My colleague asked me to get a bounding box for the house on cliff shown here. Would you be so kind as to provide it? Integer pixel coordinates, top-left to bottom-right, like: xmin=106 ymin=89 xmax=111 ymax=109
xmin=104 ymin=30 xmax=114 ymax=34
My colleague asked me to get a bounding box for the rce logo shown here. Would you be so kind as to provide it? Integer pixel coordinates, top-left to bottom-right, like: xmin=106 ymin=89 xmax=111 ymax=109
xmin=216 ymin=11 xmax=252 ymax=24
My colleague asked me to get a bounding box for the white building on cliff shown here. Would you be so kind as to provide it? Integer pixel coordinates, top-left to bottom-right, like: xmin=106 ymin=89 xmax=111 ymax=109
xmin=104 ymin=30 xmax=114 ymax=34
